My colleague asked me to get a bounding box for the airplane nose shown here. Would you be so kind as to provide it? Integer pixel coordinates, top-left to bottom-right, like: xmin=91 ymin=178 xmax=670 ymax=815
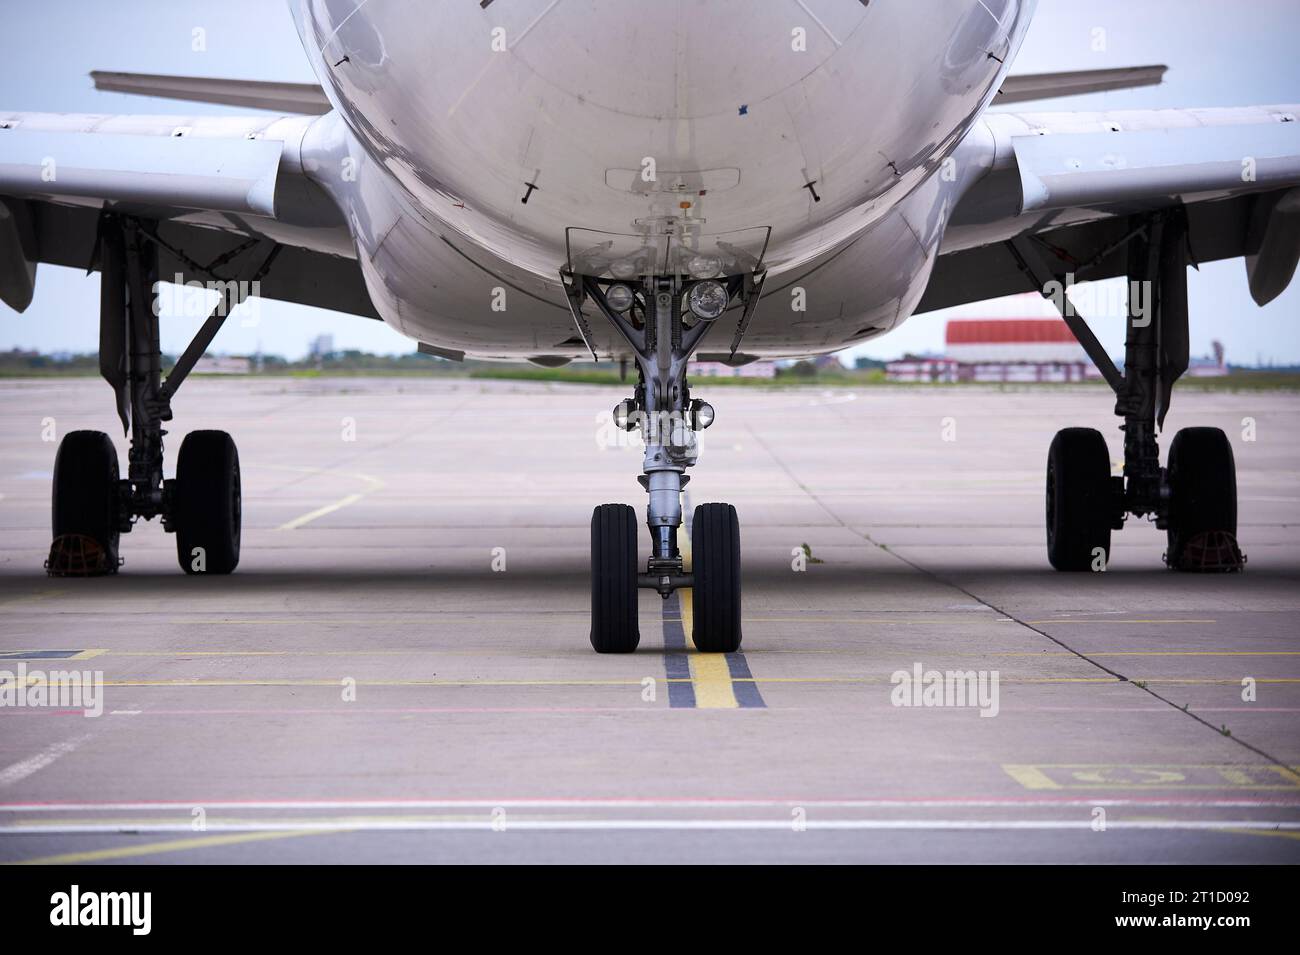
xmin=308 ymin=0 xmax=1020 ymax=272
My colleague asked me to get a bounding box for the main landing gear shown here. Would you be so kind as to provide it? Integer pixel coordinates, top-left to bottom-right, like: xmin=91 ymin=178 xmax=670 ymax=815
xmin=1013 ymin=210 xmax=1245 ymax=573
xmin=47 ymin=214 xmax=270 ymax=576
xmin=563 ymin=263 xmax=765 ymax=653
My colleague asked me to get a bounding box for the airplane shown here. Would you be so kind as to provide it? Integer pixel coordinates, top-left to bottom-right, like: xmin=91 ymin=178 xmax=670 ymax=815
xmin=1 ymin=0 xmax=1297 ymax=654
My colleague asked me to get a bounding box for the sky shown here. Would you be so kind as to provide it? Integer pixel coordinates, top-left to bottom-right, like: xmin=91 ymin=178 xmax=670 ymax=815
xmin=1 ymin=0 xmax=1298 ymax=363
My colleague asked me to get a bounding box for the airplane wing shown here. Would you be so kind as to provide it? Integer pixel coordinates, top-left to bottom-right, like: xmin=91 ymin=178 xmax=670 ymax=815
xmin=89 ymin=71 xmax=331 ymax=115
xmin=919 ymin=104 xmax=1300 ymax=314
xmin=0 ymin=109 xmax=377 ymax=319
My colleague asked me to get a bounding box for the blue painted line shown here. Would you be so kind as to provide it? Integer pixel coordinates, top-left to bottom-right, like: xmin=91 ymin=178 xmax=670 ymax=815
xmin=0 ymin=650 xmax=84 ymax=660
xmin=726 ymin=652 xmax=767 ymax=708
xmin=661 ymin=592 xmax=696 ymax=708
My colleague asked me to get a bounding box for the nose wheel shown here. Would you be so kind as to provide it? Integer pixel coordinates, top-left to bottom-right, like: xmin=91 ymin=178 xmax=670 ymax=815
xmin=590 ymin=503 xmax=640 ymax=653
xmin=690 ymin=503 xmax=742 ymax=652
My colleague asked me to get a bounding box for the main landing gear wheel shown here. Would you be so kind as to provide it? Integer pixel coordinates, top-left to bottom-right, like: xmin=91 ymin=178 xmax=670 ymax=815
xmin=50 ymin=430 xmax=121 ymax=574
xmin=1045 ymin=428 xmax=1113 ymax=572
xmin=173 ymin=430 xmax=241 ymax=575
xmin=691 ymin=503 xmax=742 ymax=652
xmin=1166 ymin=427 xmax=1241 ymax=572
xmin=590 ymin=503 xmax=640 ymax=653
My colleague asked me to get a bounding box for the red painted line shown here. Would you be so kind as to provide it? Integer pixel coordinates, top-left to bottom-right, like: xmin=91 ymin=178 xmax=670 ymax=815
xmin=0 ymin=706 xmax=649 ymax=716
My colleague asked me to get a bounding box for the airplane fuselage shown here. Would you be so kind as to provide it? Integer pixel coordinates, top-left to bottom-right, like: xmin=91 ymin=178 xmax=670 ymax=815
xmin=290 ymin=0 xmax=1035 ymax=361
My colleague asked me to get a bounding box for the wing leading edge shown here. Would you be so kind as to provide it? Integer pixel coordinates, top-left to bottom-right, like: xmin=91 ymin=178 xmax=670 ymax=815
xmin=919 ymin=104 xmax=1300 ymax=315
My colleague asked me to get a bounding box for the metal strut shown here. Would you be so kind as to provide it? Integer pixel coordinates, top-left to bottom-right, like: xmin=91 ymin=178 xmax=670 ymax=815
xmin=563 ymin=270 xmax=757 ymax=596
xmin=95 ymin=212 xmax=278 ymax=529
xmin=1009 ymin=210 xmax=1192 ymax=526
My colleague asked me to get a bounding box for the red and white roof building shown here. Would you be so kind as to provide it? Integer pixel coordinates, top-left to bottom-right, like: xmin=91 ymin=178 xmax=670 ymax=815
xmin=945 ymin=318 xmax=1087 ymax=363
xmin=887 ymin=317 xmax=1104 ymax=383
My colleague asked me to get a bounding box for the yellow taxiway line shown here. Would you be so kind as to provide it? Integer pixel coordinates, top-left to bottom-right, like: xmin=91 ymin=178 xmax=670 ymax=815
xmin=8 ymin=828 xmax=339 ymax=865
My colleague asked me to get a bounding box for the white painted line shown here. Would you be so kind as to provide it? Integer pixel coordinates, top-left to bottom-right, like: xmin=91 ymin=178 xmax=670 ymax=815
xmin=1 ymin=820 xmax=1297 ymax=835
xmin=0 ymin=734 xmax=93 ymax=789
xmin=0 ymin=797 xmax=1296 ymax=812
xmin=275 ymin=471 xmax=384 ymax=531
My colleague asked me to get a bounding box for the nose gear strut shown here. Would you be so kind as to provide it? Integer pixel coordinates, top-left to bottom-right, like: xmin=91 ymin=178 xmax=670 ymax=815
xmin=562 ymin=263 xmax=765 ymax=653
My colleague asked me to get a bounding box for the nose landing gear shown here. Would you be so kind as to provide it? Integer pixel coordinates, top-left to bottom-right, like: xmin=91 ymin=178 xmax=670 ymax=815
xmin=564 ymin=266 xmax=764 ymax=653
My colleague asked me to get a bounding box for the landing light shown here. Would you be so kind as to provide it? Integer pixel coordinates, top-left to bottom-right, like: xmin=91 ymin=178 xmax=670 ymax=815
xmin=690 ymin=399 xmax=715 ymax=430
xmin=687 ymin=280 xmax=729 ymax=321
xmin=609 ymin=258 xmax=640 ymax=280
xmin=686 ymin=254 xmax=723 ymax=279
xmin=605 ymin=283 xmax=635 ymax=312
xmin=613 ymin=399 xmax=638 ymax=431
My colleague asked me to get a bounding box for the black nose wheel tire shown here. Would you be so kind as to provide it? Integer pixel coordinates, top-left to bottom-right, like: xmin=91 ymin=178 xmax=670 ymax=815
xmin=590 ymin=503 xmax=640 ymax=653
xmin=690 ymin=503 xmax=742 ymax=652
xmin=1046 ymin=427 xmax=1114 ymax=572
xmin=51 ymin=430 xmax=121 ymax=572
xmin=174 ymin=430 xmax=241 ymax=575
xmin=1166 ymin=426 xmax=1238 ymax=571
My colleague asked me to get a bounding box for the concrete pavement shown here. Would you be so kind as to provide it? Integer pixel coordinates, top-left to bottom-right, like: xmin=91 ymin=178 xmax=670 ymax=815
xmin=0 ymin=376 xmax=1297 ymax=863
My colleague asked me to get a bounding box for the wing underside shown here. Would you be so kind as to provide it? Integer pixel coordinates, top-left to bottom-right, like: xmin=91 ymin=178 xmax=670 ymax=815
xmin=0 ymin=110 xmax=376 ymax=319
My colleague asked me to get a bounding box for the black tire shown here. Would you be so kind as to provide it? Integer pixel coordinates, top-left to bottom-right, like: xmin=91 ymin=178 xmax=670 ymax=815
xmin=1167 ymin=427 xmax=1237 ymax=567
xmin=590 ymin=503 xmax=639 ymax=653
xmin=174 ymin=430 xmax=241 ymax=575
xmin=1046 ymin=428 xmax=1113 ymax=571
xmin=691 ymin=503 xmax=741 ymax=652
xmin=52 ymin=430 xmax=120 ymax=568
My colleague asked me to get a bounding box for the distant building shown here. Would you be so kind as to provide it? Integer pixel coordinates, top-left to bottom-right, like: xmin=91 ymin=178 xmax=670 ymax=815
xmin=884 ymin=318 xmax=1106 ymax=383
xmin=308 ymin=334 xmax=335 ymax=359
xmin=942 ymin=318 xmax=1101 ymax=382
xmin=886 ymin=355 xmax=960 ymax=383
xmin=192 ymin=355 xmax=251 ymax=375
xmin=1187 ymin=340 xmax=1229 ymax=377
xmin=691 ymin=359 xmax=777 ymax=378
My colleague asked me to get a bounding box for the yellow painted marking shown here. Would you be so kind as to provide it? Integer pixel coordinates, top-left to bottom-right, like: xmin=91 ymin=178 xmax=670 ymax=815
xmin=1001 ymin=765 xmax=1062 ymax=790
xmin=94 ymin=678 xmax=685 ymax=688
xmin=274 ymin=468 xmax=384 ymax=531
xmin=54 ymin=675 xmax=1294 ymax=690
xmin=161 ymin=614 xmax=589 ymax=626
xmin=677 ymin=521 xmax=739 ymax=709
xmin=74 ymin=648 xmax=1300 ymax=661
xmin=1002 ymin=764 xmax=1300 ymax=791
xmin=689 ymin=653 xmax=740 ymax=709
xmin=1026 ymin=619 xmax=1217 ymax=625
xmin=1130 ymin=678 xmax=1300 ymax=685
xmin=6 ymin=828 xmax=337 ymax=865
xmin=77 ymin=675 xmax=1159 ymax=688
xmin=0 ymin=590 xmax=62 ymax=609
xmin=990 ymin=651 xmax=1300 ymax=658
xmin=1222 ymin=827 xmax=1300 ymax=842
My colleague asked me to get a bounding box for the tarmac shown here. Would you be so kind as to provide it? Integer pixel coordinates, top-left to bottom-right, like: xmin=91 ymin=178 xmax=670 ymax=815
xmin=0 ymin=375 xmax=1297 ymax=863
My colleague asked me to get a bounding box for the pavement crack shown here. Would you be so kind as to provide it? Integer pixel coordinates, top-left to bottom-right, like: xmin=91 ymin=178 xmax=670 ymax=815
xmin=747 ymin=420 xmax=1295 ymax=773
xmin=855 ymin=534 xmax=1296 ymax=772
